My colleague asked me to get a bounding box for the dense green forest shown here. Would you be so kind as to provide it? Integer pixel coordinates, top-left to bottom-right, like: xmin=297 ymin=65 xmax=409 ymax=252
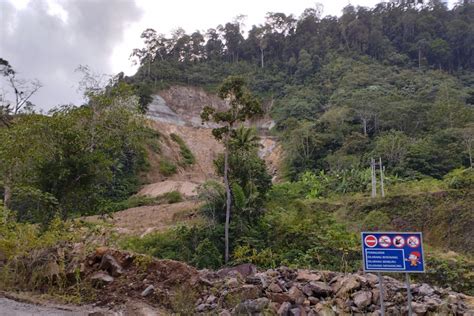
xmin=128 ymin=0 xmax=474 ymax=181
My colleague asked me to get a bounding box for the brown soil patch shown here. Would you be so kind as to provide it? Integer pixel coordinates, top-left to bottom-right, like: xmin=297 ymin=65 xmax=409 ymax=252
xmin=138 ymin=180 xmax=199 ymax=198
xmin=86 ymin=201 xmax=201 ymax=236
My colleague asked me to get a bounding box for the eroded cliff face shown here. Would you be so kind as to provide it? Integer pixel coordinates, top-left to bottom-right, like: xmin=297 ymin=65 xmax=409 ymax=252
xmin=144 ymin=85 xmax=283 ymax=185
xmin=149 ymin=85 xmax=275 ymax=130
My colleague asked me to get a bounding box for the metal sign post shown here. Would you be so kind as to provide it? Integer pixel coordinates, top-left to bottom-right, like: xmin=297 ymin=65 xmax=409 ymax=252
xmin=361 ymin=232 xmax=424 ymax=315
xmin=406 ymin=273 xmax=413 ymax=316
xmin=377 ymin=272 xmax=385 ymax=316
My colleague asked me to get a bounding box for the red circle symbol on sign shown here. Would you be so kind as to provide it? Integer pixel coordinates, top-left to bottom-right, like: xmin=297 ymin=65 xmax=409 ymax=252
xmin=379 ymin=235 xmax=392 ymax=247
xmin=393 ymin=236 xmax=405 ymax=248
xmin=407 ymin=236 xmax=420 ymax=248
xmin=365 ymin=235 xmax=377 ymax=247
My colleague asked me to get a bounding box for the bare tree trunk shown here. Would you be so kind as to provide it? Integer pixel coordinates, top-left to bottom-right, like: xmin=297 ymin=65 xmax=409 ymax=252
xmin=224 ymin=137 xmax=232 ymax=264
xmin=469 ymin=145 xmax=473 ymax=168
xmin=260 ymin=48 xmax=264 ymax=68
xmin=363 ymin=118 xmax=368 ymax=136
xmin=418 ymin=48 xmax=421 ymax=69
xmin=3 ymin=173 xmax=12 ymax=209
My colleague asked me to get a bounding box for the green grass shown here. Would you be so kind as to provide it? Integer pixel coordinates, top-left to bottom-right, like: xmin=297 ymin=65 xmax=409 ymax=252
xmin=170 ymin=133 xmax=195 ymax=166
xmin=159 ymin=159 xmax=177 ymax=176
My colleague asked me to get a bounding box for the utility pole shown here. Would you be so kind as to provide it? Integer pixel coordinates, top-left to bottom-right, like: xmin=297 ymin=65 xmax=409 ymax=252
xmin=379 ymin=157 xmax=385 ymax=198
xmin=371 ymin=158 xmax=377 ymax=198
xmin=371 ymin=157 xmax=386 ymax=198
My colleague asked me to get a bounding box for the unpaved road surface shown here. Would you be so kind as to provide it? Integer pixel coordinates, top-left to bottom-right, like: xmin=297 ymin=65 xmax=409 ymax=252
xmin=0 ymin=297 xmax=92 ymax=316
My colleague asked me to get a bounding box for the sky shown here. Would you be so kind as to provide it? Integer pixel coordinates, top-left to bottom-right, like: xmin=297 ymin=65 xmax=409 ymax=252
xmin=0 ymin=0 xmax=455 ymax=110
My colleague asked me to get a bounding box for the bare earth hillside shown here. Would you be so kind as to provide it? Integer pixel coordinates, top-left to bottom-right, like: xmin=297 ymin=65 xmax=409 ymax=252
xmin=88 ymin=85 xmax=282 ymax=236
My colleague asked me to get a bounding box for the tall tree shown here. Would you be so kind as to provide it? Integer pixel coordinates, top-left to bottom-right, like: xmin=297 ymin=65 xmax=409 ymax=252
xmin=201 ymin=76 xmax=263 ymax=263
xmin=0 ymin=58 xmax=41 ymax=120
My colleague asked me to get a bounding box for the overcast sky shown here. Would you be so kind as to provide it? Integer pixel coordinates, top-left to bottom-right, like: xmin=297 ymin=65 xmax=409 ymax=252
xmin=0 ymin=0 xmax=455 ymax=110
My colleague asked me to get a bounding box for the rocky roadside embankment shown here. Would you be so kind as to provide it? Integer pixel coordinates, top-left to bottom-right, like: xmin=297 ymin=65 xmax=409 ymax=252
xmin=10 ymin=245 xmax=470 ymax=315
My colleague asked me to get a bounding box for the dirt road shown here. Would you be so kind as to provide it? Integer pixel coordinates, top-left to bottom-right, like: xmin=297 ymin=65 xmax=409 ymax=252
xmin=0 ymin=297 xmax=92 ymax=316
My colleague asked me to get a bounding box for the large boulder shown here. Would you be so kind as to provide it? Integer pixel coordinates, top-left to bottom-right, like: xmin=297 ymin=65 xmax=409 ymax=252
xmin=90 ymin=271 xmax=114 ymax=287
xmin=308 ymin=281 xmax=333 ymax=297
xmin=288 ymin=286 xmax=306 ymax=305
xmin=99 ymin=254 xmax=123 ymax=277
xmin=296 ymin=270 xmax=321 ymax=283
xmin=332 ymin=275 xmax=361 ymax=297
xmin=232 ymin=298 xmax=269 ymax=315
xmin=352 ymin=290 xmax=372 ymax=309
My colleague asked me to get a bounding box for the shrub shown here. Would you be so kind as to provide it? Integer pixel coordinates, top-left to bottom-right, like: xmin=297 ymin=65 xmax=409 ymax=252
xmin=444 ymin=168 xmax=474 ymax=189
xmin=9 ymin=186 xmax=59 ymax=226
xmin=192 ymin=238 xmax=222 ymax=269
xmin=362 ymin=210 xmax=391 ymax=231
xmin=163 ymin=191 xmax=183 ymax=204
xmin=101 ymin=195 xmax=159 ymax=213
xmin=159 ymin=159 xmax=177 ymax=176
xmin=170 ymin=133 xmax=195 ymax=166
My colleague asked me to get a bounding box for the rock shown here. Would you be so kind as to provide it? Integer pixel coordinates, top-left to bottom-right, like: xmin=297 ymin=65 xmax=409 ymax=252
xmin=223 ymin=284 xmax=261 ymax=307
xmin=314 ymin=303 xmax=335 ymax=316
xmin=90 ymin=271 xmax=114 ymax=287
xmin=371 ymin=289 xmax=380 ymax=305
xmin=278 ymin=302 xmax=292 ymax=316
xmin=308 ymin=297 xmax=319 ymax=305
xmin=233 ymin=298 xmax=269 ymax=314
xmin=225 ymin=277 xmax=240 ymax=288
xmin=417 ymin=283 xmax=434 ymax=296
xmin=199 ymin=276 xmax=214 ymax=286
xmin=290 ymin=306 xmax=305 ymax=316
xmin=302 ymin=284 xmax=313 ymax=297
xmin=308 ymin=281 xmax=333 ymax=297
xmin=240 ymin=284 xmax=261 ymax=299
xmin=332 ymin=275 xmax=361 ymax=297
xmin=94 ymin=246 xmax=109 ymax=257
xmin=365 ymin=273 xmax=379 ymax=286
xmin=99 ymin=254 xmax=123 ymax=277
xmin=140 ymin=285 xmax=154 ymax=297
xmin=353 ymin=290 xmax=372 ymax=309
xmin=447 ymin=294 xmax=458 ymax=304
xmin=267 ymin=292 xmax=292 ymax=304
xmin=411 ymin=302 xmax=427 ymax=314
xmin=296 ymin=270 xmax=321 ymax=282
xmin=246 ymin=275 xmax=262 ymax=285
xmin=256 ymin=272 xmax=269 ymax=288
xmin=268 ymin=282 xmax=283 ymax=293
xmin=206 ymin=294 xmax=217 ymax=304
xmin=217 ymin=263 xmax=257 ymax=278
xmin=219 ymin=310 xmax=231 ymax=316
xmin=196 ymin=303 xmax=211 ymax=312
xmin=289 ymin=286 xmax=305 ymax=305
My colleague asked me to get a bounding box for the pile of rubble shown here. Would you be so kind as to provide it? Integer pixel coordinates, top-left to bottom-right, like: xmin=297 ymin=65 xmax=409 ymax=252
xmin=197 ymin=265 xmax=473 ymax=315
xmin=83 ymin=248 xmax=473 ymax=315
xmin=8 ymin=245 xmax=472 ymax=315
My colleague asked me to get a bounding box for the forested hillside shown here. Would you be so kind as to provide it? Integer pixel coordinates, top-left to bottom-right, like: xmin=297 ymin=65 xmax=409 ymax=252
xmin=128 ymin=0 xmax=474 ymax=180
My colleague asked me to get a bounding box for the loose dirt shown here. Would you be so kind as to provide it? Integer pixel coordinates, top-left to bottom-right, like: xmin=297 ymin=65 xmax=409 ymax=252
xmin=86 ymin=201 xmax=201 ymax=236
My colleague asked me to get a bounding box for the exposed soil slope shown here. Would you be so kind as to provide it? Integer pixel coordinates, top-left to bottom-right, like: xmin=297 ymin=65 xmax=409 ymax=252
xmin=87 ymin=201 xmax=201 ymax=236
xmin=92 ymin=85 xmax=282 ymax=237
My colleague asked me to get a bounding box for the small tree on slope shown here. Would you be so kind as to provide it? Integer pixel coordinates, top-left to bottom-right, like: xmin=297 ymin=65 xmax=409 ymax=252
xmin=201 ymin=76 xmax=262 ymax=263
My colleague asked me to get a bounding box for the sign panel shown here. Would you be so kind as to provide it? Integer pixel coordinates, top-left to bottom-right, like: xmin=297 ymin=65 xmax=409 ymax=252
xmin=361 ymin=232 xmax=425 ymax=273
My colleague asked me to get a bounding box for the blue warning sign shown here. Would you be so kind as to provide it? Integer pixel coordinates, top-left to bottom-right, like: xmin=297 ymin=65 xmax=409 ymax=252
xmin=361 ymin=232 xmax=425 ymax=273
